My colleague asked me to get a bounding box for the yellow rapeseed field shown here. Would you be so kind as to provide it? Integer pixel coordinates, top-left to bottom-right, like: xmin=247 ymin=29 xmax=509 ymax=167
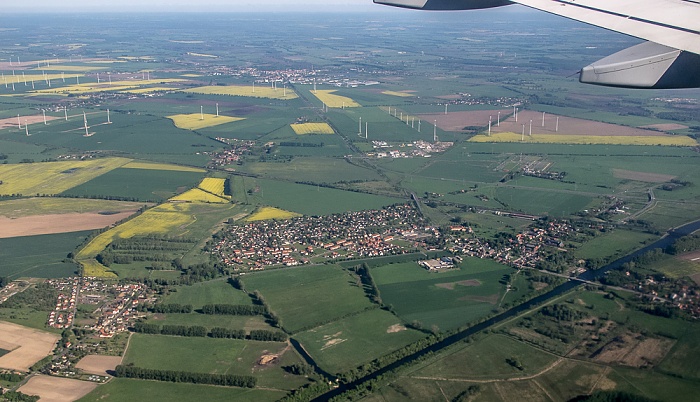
xmin=291 ymin=122 xmax=335 ymax=135
xmin=121 ymin=161 xmax=206 ymax=173
xmin=382 ymin=91 xmax=415 ymax=98
xmin=469 ymin=132 xmax=698 ymax=146
xmin=198 ymin=178 xmax=228 ymax=197
xmin=0 ymin=158 xmax=131 ymax=196
xmin=182 ymin=85 xmax=298 ymax=100
xmin=76 ymin=203 xmax=198 ymax=259
xmin=167 ymin=113 xmax=244 ymax=131
xmin=170 ymin=188 xmax=229 ymax=203
xmin=310 ymin=90 xmax=361 ymax=108
xmin=0 ymin=198 xmax=144 ymax=218
xmin=80 ymin=260 xmax=118 ymax=279
xmin=246 ymin=207 xmax=300 ymax=222
xmin=32 ymin=79 xmax=185 ymax=95
xmin=187 ymin=52 xmax=218 ymax=58
xmin=181 ymin=74 xmax=202 ymax=77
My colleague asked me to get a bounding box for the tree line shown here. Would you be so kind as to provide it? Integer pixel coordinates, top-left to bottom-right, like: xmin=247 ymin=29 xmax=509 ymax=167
xmin=114 ymin=364 xmax=256 ymax=388
xmin=132 ymin=321 xmax=287 ymax=342
xmin=201 ymin=304 xmax=266 ymax=316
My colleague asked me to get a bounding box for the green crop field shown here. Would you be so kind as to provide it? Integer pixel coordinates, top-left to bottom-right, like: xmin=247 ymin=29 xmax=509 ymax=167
xmin=295 ymin=309 xmax=426 ymax=375
xmin=240 ymin=157 xmax=382 ymax=184
xmin=230 ymin=177 xmax=404 ymax=216
xmin=77 ymin=378 xmax=285 ymax=402
xmin=62 ymin=167 xmax=204 ymax=202
xmin=161 ymin=279 xmax=253 ymax=308
xmin=122 ymin=334 xmax=308 ymax=389
xmin=0 ymin=231 xmax=89 ymax=279
xmin=573 ymin=230 xmax=658 ymax=261
xmin=372 ymin=258 xmax=511 ymax=331
xmin=241 ymin=264 xmax=374 ymax=334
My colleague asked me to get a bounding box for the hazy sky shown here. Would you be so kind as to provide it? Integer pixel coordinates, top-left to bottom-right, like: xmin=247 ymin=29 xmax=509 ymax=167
xmin=6 ymin=0 xmax=384 ymax=12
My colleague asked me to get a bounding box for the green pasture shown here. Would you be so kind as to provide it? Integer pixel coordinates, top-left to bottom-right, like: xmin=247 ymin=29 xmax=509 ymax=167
xmin=241 ymin=264 xmax=374 ymax=334
xmin=0 ymin=231 xmax=88 ymax=279
xmin=372 ymin=258 xmax=511 ymax=331
xmin=161 ymin=279 xmax=253 ymax=308
xmin=413 ymin=333 xmax=558 ymax=380
xmin=573 ymin=230 xmax=658 ymax=261
xmin=295 ymin=309 xmax=425 ymax=375
xmin=77 ymin=378 xmax=285 ymax=402
xmin=122 ymin=334 xmax=307 ymax=389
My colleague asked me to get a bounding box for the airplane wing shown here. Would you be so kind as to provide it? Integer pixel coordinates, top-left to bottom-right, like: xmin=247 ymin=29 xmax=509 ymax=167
xmin=373 ymin=0 xmax=700 ymax=89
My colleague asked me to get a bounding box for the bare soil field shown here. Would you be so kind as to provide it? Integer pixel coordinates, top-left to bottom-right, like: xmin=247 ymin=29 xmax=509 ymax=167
xmin=18 ymin=375 xmax=97 ymax=402
xmin=0 ymin=210 xmax=138 ymax=239
xmin=593 ymin=334 xmax=674 ymax=368
xmin=0 ymin=321 xmax=60 ymax=371
xmin=612 ymin=169 xmax=676 ymax=183
xmin=640 ymin=123 xmax=688 ymax=131
xmin=435 ymin=279 xmax=482 ymax=290
xmin=75 ymin=355 xmax=122 ymax=376
xmin=0 ymin=114 xmax=60 ymax=129
xmin=421 ymin=109 xmax=676 ymax=137
xmin=679 ymin=250 xmax=700 ymax=262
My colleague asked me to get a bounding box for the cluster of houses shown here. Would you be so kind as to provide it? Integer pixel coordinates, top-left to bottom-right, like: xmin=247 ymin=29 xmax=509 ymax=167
xmin=45 ymin=278 xmax=151 ymax=337
xmin=47 ymin=278 xmax=79 ymax=329
xmin=212 ymin=66 xmax=379 ymax=88
xmin=212 ymin=204 xmax=431 ymax=269
xmin=87 ymin=282 xmax=150 ymax=338
xmin=367 ymin=140 xmax=454 ymax=159
xmin=447 ymin=220 xmax=575 ymax=271
xmin=207 ymin=138 xmax=255 ymax=168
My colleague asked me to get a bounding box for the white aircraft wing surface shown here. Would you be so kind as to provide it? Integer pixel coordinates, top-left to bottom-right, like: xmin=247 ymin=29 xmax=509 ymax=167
xmin=373 ymin=0 xmax=700 ymax=88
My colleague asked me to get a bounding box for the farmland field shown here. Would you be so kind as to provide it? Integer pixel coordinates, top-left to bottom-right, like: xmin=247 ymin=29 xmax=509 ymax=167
xmin=0 ymin=158 xmax=130 ymax=196
xmin=295 ymin=309 xmax=425 ymax=374
xmin=0 ymin=321 xmax=60 ymax=371
xmin=121 ymin=161 xmax=206 ymax=173
xmin=246 ymin=206 xmax=300 ymax=221
xmin=62 ymin=167 xmax=205 ymax=202
xmin=469 ymin=132 xmax=697 ymax=146
xmin=230 ymin=177 xmax=403 ymax=216
xmin=241 ymin=264 xmax=374 ymax=333
xmin=0 ymin=231 xmax=90 ymax=279
xmin=291 ymin=122 xmax=334 ymax=135
xmin=78 ymin=378 xmax=284 ymax=402
xmin=170 ymin=188 xmax=229 ymax=203
xmin=573 ymin=230 xmax=659 ymax=260
xmin=167 ymin=113 xmax=244 ymax=130
xmin=372 ymin=258 xmax=511 ymax=331
xmin=182 ymin=85 xmax=298 ymax=100
xmin=122 ymin=334 xmax=308 ymax=389
xmin=0 ymin=197 xmax=145 ymax=218
xmin=161 ymin=279 xmax=252 ymax=308
xmin=310 ymin=90 xmax=361 ymax=108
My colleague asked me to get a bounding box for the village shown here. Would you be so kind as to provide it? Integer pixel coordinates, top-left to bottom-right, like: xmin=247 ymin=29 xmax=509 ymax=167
xmin=46 ymin=278 xmax=152 ymax=338
xmin=211 ymin=203 xmax=584 ymax=276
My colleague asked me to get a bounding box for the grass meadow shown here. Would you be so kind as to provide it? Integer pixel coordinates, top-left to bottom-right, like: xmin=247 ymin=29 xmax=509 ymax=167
xmin=295 ymin=309 xmax=425 ymax=375
xmin=122 ymin=334 xmax=308 ymax=389
xmin=241 ymin=264 xmax=374 ymax=334
xmin=161 ymin=279 xmax=252 ymax=308
xmin=77 ymin=379 xmax=285 ymax=402
xmin=372 ymin=258 xmax=511 ymax=331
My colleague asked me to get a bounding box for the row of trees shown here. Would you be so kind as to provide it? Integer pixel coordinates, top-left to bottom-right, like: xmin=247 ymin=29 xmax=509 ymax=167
xmin=149 ymin=303 xmax=193 ymax=314
xmin=132 ymin=321 xmax=287 ymax=341
xmin=114 ymin=364 xmax=256 ymax=388
xmin=201 ymin=304 xmax=266 ymax=316
xmin=349 ymin=264 xmax=382 ymax=305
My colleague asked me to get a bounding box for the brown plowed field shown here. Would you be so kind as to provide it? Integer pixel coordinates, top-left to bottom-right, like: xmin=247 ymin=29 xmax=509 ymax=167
xmin=0 ymin=210 xmax=138 ymax=239
xmin=0 ymin=321 xmax=60 ymax=371
xmin=420 ymin=110 xmax=676 ymax=137
xmin=18 ymin=375 xmax=97 ymax=402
